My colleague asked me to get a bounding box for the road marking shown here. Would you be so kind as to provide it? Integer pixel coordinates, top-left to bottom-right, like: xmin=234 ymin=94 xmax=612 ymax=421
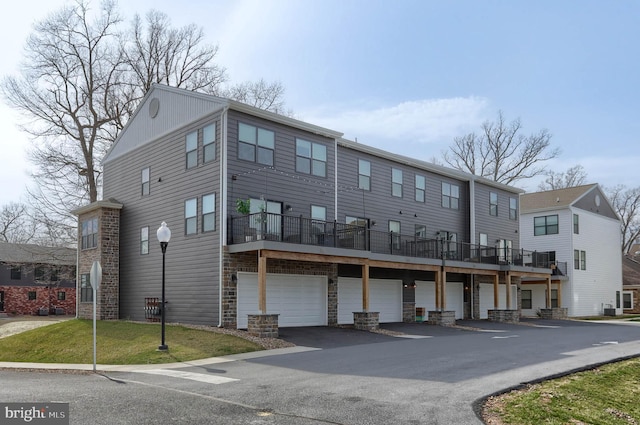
xmin=593 ymin=341 xmax=619 ymax=346
xmin=492 ymin=335 xmax=519 ymax=339
xmin=138 ymin=369 xmax=239 ymax=384
xmin=530 ymin=325 xmax=560 ymax=328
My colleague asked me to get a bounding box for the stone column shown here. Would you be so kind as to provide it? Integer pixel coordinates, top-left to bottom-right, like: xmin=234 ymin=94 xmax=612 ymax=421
xmin=72 ymin=200 xmax=123 ymax=320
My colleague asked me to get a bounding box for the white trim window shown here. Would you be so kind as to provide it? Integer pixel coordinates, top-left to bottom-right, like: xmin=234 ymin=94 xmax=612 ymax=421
xmin=202 ymin=193 xmax=216 ymax=232
xmin=238 ymin=122 xmax=274 ymax=166
xmin=186 ymin=130 xmax=198 ymax=169
xmin=140 ymin=227 xmax=149 ymax=255
xmin=509 ymin=197 xmax=517 ymax=220
xmin=141 ymin=167 xmax=150 ymax=196
xmin=392 ymin=168 xmax=403 ymax=198
xmin=296 ymin=139 xmax=327 ymax=177
xmin=203 ymin=123 xmax=216 ymax=163
xmin=441 ymin=182 xmax=459 ymax=209
xmin=415 ymin=175 xmax=425 ymax=202
xmin=358 ymin=159 xmax=371 ymax=191
xmin=623 ymin=291 xmax=633 ymax=309
xmin=490 ymin=192 xmax=498 ymax=216
xmin=185 ymin=198 xmax=197 ymax=235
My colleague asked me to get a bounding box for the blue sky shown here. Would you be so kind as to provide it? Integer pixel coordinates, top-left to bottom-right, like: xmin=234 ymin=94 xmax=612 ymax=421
xmin=1 ymin=0 xmax=638 ymax=206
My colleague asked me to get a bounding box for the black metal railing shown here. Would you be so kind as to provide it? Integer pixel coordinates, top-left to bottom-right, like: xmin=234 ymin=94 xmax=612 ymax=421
xmin=228 ymin=213 xmax=564 ymax=270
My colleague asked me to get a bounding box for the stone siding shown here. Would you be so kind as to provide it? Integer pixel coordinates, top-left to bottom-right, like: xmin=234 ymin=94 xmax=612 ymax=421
xmin=247 ymin=314 xmax=279 ymax=338
xmin=540 ymin=307 xmax=568 ymax=319
xmin=353 ymin=311 xmax=379 ymax=330
xmin=403 ymin=302 xmax=416 ymax=322
xmin=427 ymin=310 xmax=456 ymax=326
xmin=487 ymin=309 xmax=520 ymax=323
xmin=77 ymin=204 xmax=121 ymax=320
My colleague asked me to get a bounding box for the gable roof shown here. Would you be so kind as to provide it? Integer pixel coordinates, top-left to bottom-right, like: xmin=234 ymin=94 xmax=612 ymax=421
xmin=103 ymin=84 xmax=342 ymax=164
xmin=0 ymin=242 xmax=76 ymax=266
xmin=520 ymin=184 xmax=598 ymax=212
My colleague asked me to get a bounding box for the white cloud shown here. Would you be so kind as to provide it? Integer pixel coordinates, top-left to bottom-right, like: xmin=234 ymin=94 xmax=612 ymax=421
xmin=301 ymin=97 xmax=491 ymax=146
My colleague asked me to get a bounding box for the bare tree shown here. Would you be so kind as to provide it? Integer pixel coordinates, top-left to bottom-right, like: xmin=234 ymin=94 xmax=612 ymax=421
xmin=537 ymin=165 xmax=588 ymax=191
xmin=0 ymin=203 xmax=37 ymax=243
xmin=2 ymin=0 xmax=288 ymax=246
xmin=1 ymin=0 xmax=125 ymax=246
xmin=119 ymin=9 xmax=228 ymax=126
xmin=222 ymin=79 xmax=289 ymax=115
xmin=443 ymin=111 xmax=560 ymax=185
xmin=605 ymin=185 xmax=640 ymax=253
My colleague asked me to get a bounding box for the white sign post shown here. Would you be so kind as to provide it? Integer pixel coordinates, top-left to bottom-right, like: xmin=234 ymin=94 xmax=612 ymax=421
xmin=90 ymin=261 xmax=102 ymax=372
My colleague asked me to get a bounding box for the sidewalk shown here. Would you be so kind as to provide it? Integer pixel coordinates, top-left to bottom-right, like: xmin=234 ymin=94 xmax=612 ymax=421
xmin=0 ymin=345 xmax=319 ymax=373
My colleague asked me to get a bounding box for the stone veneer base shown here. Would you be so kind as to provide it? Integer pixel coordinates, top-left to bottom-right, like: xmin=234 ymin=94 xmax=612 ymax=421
xmin=488 ymin=309 xmax=520 ymax=323
xmin=353 ymin=311 xmax=380 ymax=331
xmin=427 ymin=310 xmax=456 ymax=326
xmin=540 ymin=308 xmax=568 ymax=320
xmin=247 ymin=314 xmax=279 ymax=338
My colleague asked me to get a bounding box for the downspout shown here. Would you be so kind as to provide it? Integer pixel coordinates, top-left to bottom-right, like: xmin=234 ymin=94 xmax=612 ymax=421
xmin=334 ymin=138 xmax=338 ymax=221
xmin=468 ymin=178 xmax=476 ymax=319
xmin=218 ymin=106 xmax=229 ymax=327
xmin=469 ymin=178 xmax=476 ymax=245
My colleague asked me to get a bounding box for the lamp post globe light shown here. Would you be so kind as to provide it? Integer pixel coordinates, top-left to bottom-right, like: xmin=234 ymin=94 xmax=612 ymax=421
xmin=156 ymin=221 xmax=171 ymax=351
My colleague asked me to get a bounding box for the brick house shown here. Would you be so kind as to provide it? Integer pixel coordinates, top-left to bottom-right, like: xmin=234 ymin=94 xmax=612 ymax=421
xmin=74 ymin=84 xmax=559 ymax=336
xmin=0 ymin=242 xmax=76 ymax=316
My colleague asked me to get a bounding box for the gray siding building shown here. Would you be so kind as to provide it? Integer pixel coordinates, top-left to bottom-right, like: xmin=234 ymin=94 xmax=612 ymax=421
xmin=76 ymin=84 xmax=557 ymax=336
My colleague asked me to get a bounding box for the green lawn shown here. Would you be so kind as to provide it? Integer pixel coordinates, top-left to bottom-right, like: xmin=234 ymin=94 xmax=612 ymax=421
xmin=484 ymin=357 xmax=640 ymax=424
xmin=0 ymin=319 xmax=262 ymax=365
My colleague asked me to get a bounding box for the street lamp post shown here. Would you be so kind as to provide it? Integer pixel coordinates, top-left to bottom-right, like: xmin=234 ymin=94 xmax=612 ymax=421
xmin=156 ymin=221 xmax=171 ymax=351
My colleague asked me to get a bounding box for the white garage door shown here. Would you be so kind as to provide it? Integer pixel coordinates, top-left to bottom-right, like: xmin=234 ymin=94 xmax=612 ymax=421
xmin=337 ymin=278 xmax=403 ymax=324
xmin=479 ymin=283 xmax=518 ymax=319
xmin=237 ymin=272 xmax=327 ymax=328
xmin=414 ymin=281 xmax=465 ymax=319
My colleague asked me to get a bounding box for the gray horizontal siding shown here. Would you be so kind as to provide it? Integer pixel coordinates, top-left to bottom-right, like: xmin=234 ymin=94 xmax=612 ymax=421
xmin=337 ymin=146 xmax=469 ymax=241
xmin=104 ymin=111 xmax=223 ymax=326
xmin=226 ymin=110 xmax=337 ymax=220
xmin=474 ymin=183 xmax=520 ymax=249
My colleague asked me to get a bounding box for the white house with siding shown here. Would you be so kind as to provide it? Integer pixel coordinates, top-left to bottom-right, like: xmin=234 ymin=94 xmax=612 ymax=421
xmin=519 ymin=184 xmax=623 ymax=317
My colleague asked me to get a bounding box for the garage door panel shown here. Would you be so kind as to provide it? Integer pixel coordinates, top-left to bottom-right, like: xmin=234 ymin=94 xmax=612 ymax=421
xmin=479 ymin=283 xmax=517 ymax=319
xmin=237 ymin=273 xmax=327 ymax=328
xmin=415 ymin=281 xmax=464 ymax=319
xmin=338 ymin=278 xmax=402 ymax=324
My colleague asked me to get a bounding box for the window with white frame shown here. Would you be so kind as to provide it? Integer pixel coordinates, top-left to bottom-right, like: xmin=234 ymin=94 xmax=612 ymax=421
xmin=358 ymin=159 xmax=370 ymax=191
xmin=140 ymin=227 xmax=149 ymax=255
xmin=534 ymin=215 xmax=558 ymax=235
xmin=490 ymin=192 xmax=498 ymax=216
xmin=185 ymin=198 xmax=197 ymax=235
xmin=479 ymin=233 xmax=488 ymax=247
xmin=509 ymin=197 xmax=517 ymax=220
xmin=203 ymin=123 xmax=216 ymax=163
xmin=415 ymin=224 xmax=427 ymax=239
xmin=521 ymin=290 xmax=532 ymax=309
xmin=623 ymin=291 xmax=633 ymax=309
xmin=415 ymin=175 xmax=425 ymax=202
xmin=392 ymin=168 xmax=403 ymax=197
xmin=296 ymin=139 xmax=327 ymax=177
xmin=574 ymin=249 xmax=586 ymax=270
xmin=238 ymin=122 xmax=274 ymax=166
xmin=141 ymin=167 xmax=150 ymax=196
xmin=573 ymin=213 xmax=579 ymax=234
xmin=441 ymin=182 xmax=459 ymax=209
xmin=202 ymin=193 xmax=216 ymax=232
xmin=186 ymin=130 xmax=198 ymax=169
xmin=311 ymin=205 xmax=327 ymax=235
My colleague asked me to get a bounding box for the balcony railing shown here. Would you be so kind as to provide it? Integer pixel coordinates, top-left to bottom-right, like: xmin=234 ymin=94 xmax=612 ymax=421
xmin=228 ymin=212 xmax=564 ymax=271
